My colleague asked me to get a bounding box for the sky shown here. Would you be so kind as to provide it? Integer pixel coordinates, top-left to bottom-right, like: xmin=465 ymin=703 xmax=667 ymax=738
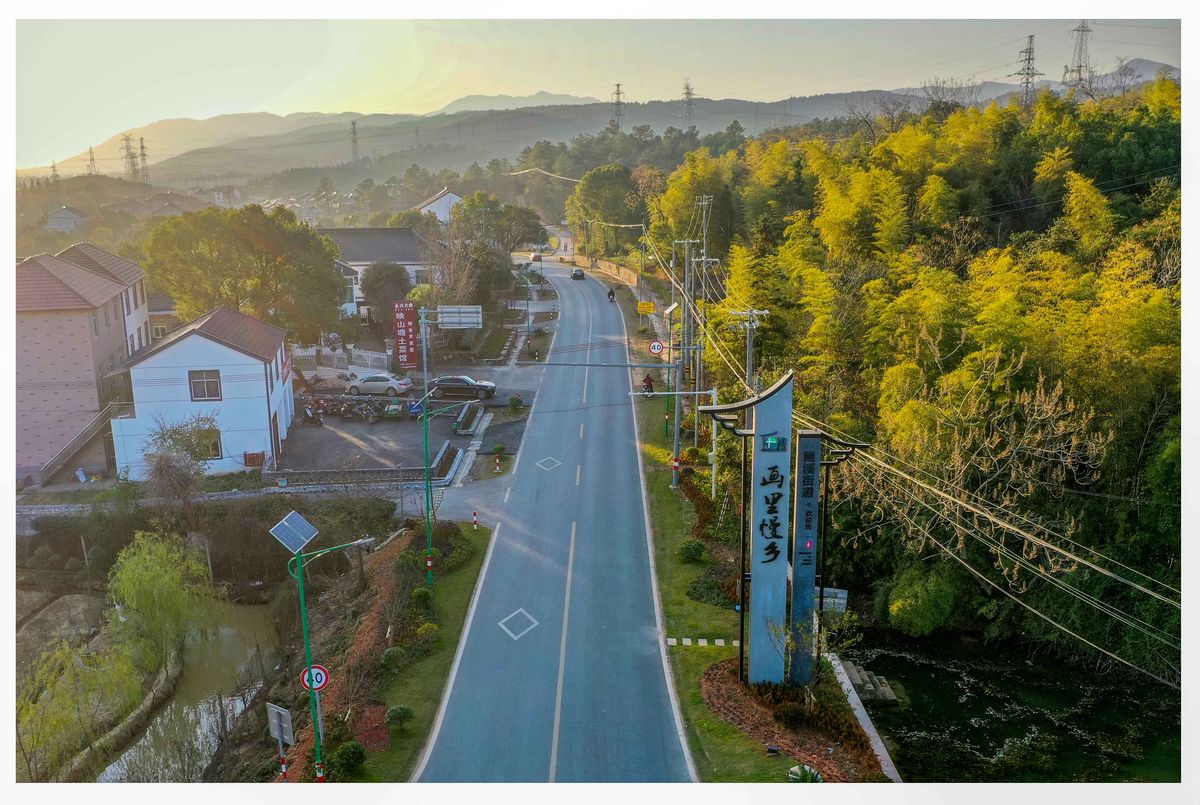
xmin=15 ymin=18 xmax=1182 ymax=168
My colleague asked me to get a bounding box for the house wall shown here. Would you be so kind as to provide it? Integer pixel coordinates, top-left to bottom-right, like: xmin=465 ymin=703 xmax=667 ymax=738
xmin=111 ymin=336 xmax=278 ymax=481
xmin=420 ymin=193 xmax=462 ymax=224
xmin=17 ymin=309 xmax=101 ymax=416
xmin=149 ymin=311 xmax=182 ymax=340
xmin=121 ymin=279 xmax=151 ymax=353
xmin=88 ymin=290 xmax=134 ymax=399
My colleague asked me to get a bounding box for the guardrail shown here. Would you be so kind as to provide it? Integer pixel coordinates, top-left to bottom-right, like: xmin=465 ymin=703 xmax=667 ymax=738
xmin=262 ymin=440 xmax=458 ymax=487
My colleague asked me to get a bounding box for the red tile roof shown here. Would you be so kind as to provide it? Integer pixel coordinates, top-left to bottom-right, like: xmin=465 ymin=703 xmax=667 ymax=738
xmin=56 ymin=243 xmax=145 ymax=286
xmin=120 ymin=305 xmax=285 ymax=369
xmin=16 ymin=254 xmax=126 ymax=311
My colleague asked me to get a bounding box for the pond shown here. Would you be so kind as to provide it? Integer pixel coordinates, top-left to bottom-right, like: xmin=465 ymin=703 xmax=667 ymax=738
xmin=846 ymin=630 xmax=1180 ymax=782
xmin=98 ymin=601 xmax=278 ymax=783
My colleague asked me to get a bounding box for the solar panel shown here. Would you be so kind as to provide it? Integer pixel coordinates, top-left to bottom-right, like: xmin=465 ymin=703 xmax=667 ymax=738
xmin=269 ymin=510 xmax=319 ymax=554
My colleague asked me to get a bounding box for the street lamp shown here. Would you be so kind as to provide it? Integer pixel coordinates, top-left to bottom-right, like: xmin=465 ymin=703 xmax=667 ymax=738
xmin=284 ymin=535 xmax=374 ymax=782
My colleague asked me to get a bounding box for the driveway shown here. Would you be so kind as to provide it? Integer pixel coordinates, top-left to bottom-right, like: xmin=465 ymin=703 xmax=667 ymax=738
xmin=279 ymin=413 xmax=459 ymax=471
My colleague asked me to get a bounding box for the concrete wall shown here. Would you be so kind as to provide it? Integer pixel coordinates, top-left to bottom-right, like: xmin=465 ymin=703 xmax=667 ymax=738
xmin=111 ymin=336 xmax=282 ymax=481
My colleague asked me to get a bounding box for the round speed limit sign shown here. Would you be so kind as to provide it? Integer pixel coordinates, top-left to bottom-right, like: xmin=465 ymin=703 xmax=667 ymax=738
xmin=300 ymin=664 xmax=330 ymax=692
xmin=649 ymin=340 xmax=664 ymax=356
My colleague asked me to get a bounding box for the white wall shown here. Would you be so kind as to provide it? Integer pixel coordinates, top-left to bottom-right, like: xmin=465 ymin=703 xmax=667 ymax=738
xmin=419 ymin=192 xmax=462 ymax=224
xmin=122 ymin=279 xmax=151 ymax=354
xmin=111 ymin=334 xmax=289 ymax=480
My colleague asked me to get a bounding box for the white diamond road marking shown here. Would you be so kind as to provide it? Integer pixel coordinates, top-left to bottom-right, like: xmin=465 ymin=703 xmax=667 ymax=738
xmin=498 ymin=608 xmax=540 ymax=640
xmin=536 ymin=456 xmax=562 ymax=471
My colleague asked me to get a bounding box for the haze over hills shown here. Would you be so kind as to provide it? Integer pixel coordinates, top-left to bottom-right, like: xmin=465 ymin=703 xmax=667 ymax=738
xmin=22 ymin=58 xmax=1178 ymax=188
xmin=433 ymin=91 xmax=602 ymax=115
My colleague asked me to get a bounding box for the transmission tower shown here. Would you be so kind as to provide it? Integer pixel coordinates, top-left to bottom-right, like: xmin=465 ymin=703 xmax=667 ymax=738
xmin=50 ymin=161 xmax=60 ymax=183
xmin=611 ymin=83 xmax=625 ymax=130
xmin=86 ymin=147 xmax=97 ymax=175
xmin=1009 ymin=35 xmax=1044 ymax=109
xmin=682 ymin=79 xmax=696 ymax=129
xmin=121 ymin=134 xmax=139 ymax=183
xmin=1062 ymin=19 xmax=1093 ymax=92
xmin=138 ymin=137 xmax=149 ymax=184
xmin=351 ymin=120 xmax=360 ymax=162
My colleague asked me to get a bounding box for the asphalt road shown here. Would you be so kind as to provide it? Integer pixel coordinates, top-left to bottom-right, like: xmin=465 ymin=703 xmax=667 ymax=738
xmin=415 ymin=260 xmax=695 ymax=782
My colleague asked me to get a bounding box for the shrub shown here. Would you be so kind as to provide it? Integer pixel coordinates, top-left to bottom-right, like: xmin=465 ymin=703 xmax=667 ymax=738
xmin=492 ymin=443 xmax=507 ymax=455
xmin=676 ymin=539 xmax=705 ymax=563
xmin=326 ymin=740 xmax=365 ymax=780
xmin=386 ymin=704 xmax=414 ymax=728
xmin=773 ymin=701 xmax=809 ymax=728
xmin=686 ymin=572 xmax=736 ymax=608
xmin=64 ymin=556 xmax=83 ymax=573
xmin=409 ymin=586 xmax=433 ymax=611
xmin=381 ymin=646 xmax=407 ymax=670
xmin=508 ymin=395 xmax=524 ymax=412
xmin=415 ymin=622 xmax=441 ymax=646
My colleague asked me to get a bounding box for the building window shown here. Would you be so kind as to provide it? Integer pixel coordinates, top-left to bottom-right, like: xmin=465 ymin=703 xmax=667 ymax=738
xmin=104 ymin=306 xmax=110 ymax=328
xmin=197 ymin=428 xmax=222 ymax=459
xmin=189 ymin=369 xmax=222 ymax=401
xmin=124 ymin=290 xmax=130 ymax=316
xmin=133 ymin=282 xmax=140 ymax=309
xmin=152 ymin=325 xmax=167 ymax=340
xmin=92 ymin=311 xmax=99 ymax=336
xmin=129 ymin=334 xmax=135 ymax=354
xmin=136 ymin=328 xmax=143 ymax=350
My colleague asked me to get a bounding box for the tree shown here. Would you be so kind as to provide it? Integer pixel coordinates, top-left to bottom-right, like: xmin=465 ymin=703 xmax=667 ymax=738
xmin=142 ymin=205 xmax=342 ymax=342
xmin=916 ymin=174 xmax=959 ymax=231
xmin=1062 ymin=171 xmax=1117 ymax=260
xmin=360 ymin=261 xmax=413 ymax=315
xmin=565 ymin=163 xmax=644 ymax=257
xmin=108 ymin=531 xmax=212 ymax=670
xmin=496 ymin=203 xmax=547 ymax=253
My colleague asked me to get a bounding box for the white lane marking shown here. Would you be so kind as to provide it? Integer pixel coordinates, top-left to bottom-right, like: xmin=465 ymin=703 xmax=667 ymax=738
xmin=576 ymin=464 xmax=581 ymax=486
xmin=536 ymin=456 xmax=562 ymax=471
xmin=412 ymin=521 xmax=503 ymax=781
xmin=548 ymin=521 xmax=578 ymax=783
xmin=506 ymin=279 xmax=561 ymax=479
xmin=497 ymin=608 xmax=540 ymax=640
xmin=579 ymin=422 xmax=585 ymax=441
xmin=504 ymin=487 xmax=511 ymax=504
xmin=580 ymin=280 xmax=595 ymax=404
xmin=621 ymin=286 xmax=699 ymax=782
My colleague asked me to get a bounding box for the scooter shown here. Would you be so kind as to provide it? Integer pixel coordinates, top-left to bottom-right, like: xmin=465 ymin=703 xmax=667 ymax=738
xmin=641 ymin=381 xmax=655 ymax=398
xmin=300 ymin=405 xmax=324 ymax=426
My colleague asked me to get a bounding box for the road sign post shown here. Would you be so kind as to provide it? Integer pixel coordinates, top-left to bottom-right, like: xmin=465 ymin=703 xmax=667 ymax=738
xmin=266 ymin=702 xmax=295 ymax=779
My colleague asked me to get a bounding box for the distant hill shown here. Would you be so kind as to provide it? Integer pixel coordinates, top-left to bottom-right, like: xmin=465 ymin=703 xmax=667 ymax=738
xmin=141 ymin=89 xmax=927 ymax=185
xmin=17 ymin=110 xmax=416 ymax=178
xmin=894 ymin=58 xmax=1180 ymax=104
xmin=434 ymin=91 xmax=601 ymax=115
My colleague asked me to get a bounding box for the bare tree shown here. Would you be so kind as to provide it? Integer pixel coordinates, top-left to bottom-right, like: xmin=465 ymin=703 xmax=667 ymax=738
xmin=921 ymin=76 xmax=982 ymax=120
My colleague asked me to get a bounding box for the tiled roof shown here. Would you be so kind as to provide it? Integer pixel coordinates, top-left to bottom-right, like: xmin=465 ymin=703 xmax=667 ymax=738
xmin=119 ymin=305 xmax=285 ymax=370
xmin=147 ymin=292 xmax=176 ymax=313
xmin=318 ymin=227 xmax=426 ymax=265
xmin=47 ymin=205 xmax=88 ymax=219
xmin=16 ymin=254 xmax=125 ymax=311
xmin=56 ymin=243 xmax=144 ymax=287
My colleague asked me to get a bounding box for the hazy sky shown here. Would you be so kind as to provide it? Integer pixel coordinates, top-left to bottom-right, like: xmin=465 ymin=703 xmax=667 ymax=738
xmin=16 ymin=18 xmax=1181 ymax=167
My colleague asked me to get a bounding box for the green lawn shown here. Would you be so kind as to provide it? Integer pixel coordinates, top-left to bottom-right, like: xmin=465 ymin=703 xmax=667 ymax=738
xmin=360 ymin=525 xmax=491 ymax=782
xmin=615 ymin=286 xmax=784 ymax=782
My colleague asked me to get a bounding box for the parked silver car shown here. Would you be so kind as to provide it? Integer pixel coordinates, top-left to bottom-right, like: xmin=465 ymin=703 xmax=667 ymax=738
xmin=346 ymin=373 xmax=414 ymax=397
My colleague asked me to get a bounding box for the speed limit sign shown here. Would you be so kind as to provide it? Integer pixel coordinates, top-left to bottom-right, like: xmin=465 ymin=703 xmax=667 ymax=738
xmin=649 ymin=339 xmax=664 ymax=356
xmin=300 ymin=664 xmax=330 ymax=691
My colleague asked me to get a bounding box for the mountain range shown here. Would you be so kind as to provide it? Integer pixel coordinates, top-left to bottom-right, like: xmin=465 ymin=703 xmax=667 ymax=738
xmin=21 ymin=59 xmax=1178 ymax=187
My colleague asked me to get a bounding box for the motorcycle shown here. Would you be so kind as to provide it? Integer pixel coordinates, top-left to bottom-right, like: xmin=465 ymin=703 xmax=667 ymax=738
xmin=641 ymin=381 xmax=655 ymax=398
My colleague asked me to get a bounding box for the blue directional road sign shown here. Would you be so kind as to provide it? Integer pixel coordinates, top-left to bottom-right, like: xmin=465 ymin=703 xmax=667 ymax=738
xmin=270 ymin=511 xmax=319 ymax=554
xmin=408 ymin=401 xmax=424 ymax=416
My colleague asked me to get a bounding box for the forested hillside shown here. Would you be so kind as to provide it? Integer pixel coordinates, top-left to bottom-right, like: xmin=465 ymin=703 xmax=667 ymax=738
xmin=574 ymin=79 xmax=1181 ymax=683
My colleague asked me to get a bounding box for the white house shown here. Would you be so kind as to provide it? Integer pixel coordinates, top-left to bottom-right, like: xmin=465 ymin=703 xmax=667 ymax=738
xmin=319 ymin=227 xmax=441 ymax=320
xmin=414 ymin=187 xmax=462 ymax=224
xmin=109 ymin=306 xmax=294 ymax=481
xmin=44 ymin=205 xmax=89 ymax=232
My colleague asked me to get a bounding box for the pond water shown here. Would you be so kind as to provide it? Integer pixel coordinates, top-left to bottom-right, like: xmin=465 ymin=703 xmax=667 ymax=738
xmin=98 ymin=601 xmax=278 ymax=783
xmin=846 ymin=630 xmax=1180 ymax=782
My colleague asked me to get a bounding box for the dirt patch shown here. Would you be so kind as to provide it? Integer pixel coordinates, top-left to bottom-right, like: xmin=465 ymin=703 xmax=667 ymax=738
xmin=354 ymin=704 xmax=389 ymax=752
xmin=16 ymin=589 xmax=57 ymax=625
xmin=16 ymin=593 xmax=105 ymax=682
xmin=699 ymin=658 xmax=883 ymax=783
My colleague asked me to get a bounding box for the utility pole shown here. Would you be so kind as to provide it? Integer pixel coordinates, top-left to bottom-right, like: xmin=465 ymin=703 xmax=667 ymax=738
xmin=611 ymin=83 xmax=625 ymax=130
xmin=730 ymin=309 xmax=769 ymax=391
xmin=138 ymin=138 xmax=149 ymax=184
xmin=351 ymin=120 xmax=360 ymax=162
xmin=682 ymin=79 xmax=696 ymax=130
xmin=86 ymin=147 xmax=97 ymax=176
xmin=1009 ymin=35 xmax=1043 ymax=109
xmin=1063 ymin=19 xmax=1092 ymax=93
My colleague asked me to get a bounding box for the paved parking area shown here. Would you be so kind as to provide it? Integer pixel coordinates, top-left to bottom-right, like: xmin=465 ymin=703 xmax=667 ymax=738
xmin=279 ymin=412 xmax=459 ymax=471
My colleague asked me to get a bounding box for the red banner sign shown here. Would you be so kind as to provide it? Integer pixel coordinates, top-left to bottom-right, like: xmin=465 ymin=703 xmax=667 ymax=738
xmin=393 ymin=302 xmax=418 ymax=370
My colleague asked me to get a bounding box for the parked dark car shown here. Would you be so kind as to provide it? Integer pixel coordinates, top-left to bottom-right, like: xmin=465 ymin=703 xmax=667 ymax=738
xmin=570 ymin=268 xmax=585 ymax=280
xmin=429 ymin=375 xmax=497 ymax=400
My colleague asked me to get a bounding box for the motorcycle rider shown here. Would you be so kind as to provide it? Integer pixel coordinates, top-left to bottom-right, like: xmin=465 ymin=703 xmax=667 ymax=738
xmin=607 ymin=288 xmax=615 ymax=302
xmin=642 ymin=373 xmax=655 ymax=395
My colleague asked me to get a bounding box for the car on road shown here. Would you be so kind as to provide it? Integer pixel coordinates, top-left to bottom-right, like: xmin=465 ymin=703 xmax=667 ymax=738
xmin=531 ymin=253 xmax=542 ymax=262
xmin=346 ymin=373 xmax=414 ymax=397
xmin=429 ymin=375 xmax=497 ymax=400
xmin=570 ymin=268 xmax=585 ymax=280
